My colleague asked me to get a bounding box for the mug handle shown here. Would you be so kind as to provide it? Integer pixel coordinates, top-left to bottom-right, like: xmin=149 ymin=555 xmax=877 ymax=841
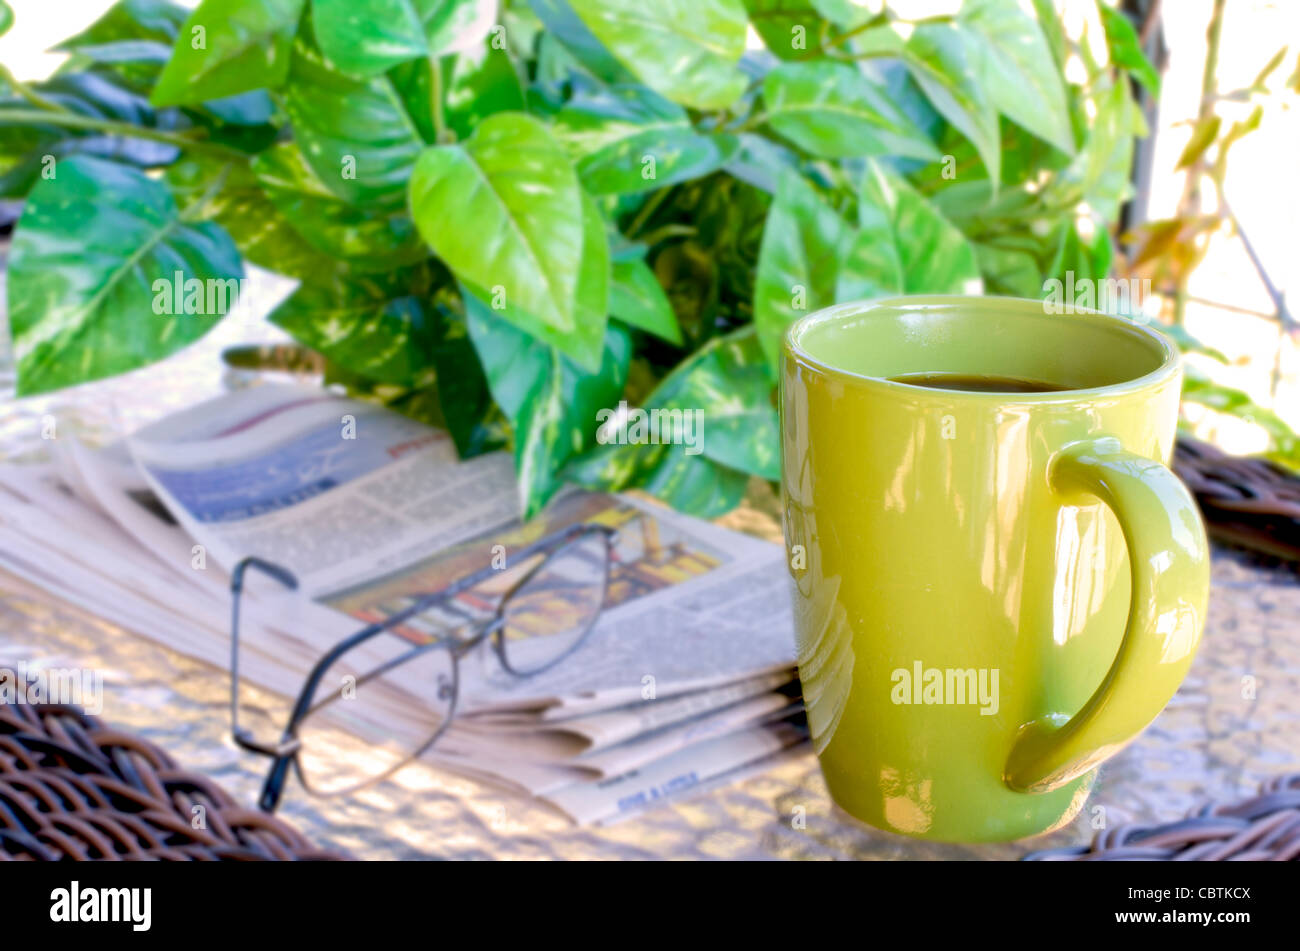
xmin=1003 ymin=436 xmax=1210 ymax=793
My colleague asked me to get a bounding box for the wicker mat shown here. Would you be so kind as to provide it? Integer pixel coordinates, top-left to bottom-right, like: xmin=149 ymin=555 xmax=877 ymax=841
xmin=0 ymin=700 xmax=345 ymax=861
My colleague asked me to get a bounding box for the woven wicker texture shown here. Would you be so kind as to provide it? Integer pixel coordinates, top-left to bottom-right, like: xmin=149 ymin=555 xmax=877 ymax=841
xmin=1025 ymin=773 xmax=1300 ymax=860
xmin=1174 ymin=436 xmax=1300 ymax=561
xmin=0 ymin=700 xmax=344 ymax=861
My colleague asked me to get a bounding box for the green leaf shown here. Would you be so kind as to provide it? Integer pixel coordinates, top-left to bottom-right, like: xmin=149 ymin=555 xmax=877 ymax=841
xmin=55 ymin=0 xmax=187 ymax=51
xmin=565 ymin=327 xmax=774 ymax=516
xmin=467 ymin=292 xmax=631 ymax=515
xmin=52 ymin=0 xmax=183 ymax=94
xmin=567 ymin=0 xmax=749 ymax=110
xmin=269 ymin=269 xmax=438 ymax=387
xmin=442 ymin=42 xmax=526 ymax=141
xmin=425 ymin=305 xmax=504 ymax=458
xmin=647 ymin=326 xmax=778 ymax=480
xmin=974 ymin=241 xmax=1042 ymax=297
xmin=836 ymin=160 xmax=981 ymax=301
xmin=199 ymin=89 xmax=275 ymax=125
xmin=1030 ymin=0 xmax=1067 ymax=73
xmin=754 ymin=168 xmax=852 ymax=374
xmin=409 ymin=112 xmax=593 ymax=361
xmin=8 ymin=156 xmax=242 ymax=395
xmin=51 ymin=0 xmax=186 ymax=91
xmin=252 ymin=141 xmax=427 ymax=269
xmin=515 ymin=322 xmax=631 ymax=515
xmin=761 ymin=60 xmax=940 ymax=161
xmin=1046 ymin=80 xmax=1136 ymax=222
xmin=1099 ymin=4 xmax=1160 ymax=95
xmin=611 ymin=258 xmax=682 ymax=344
xmin=150 ymin=0 xmax=305 ymax=107
xmin=554 ymin=84 xmax=738 ymax=195
xmin=569 ymin=439 xmax=750 ymax=517
xmin=725 ymin=131 xmax=800 ymax=194
xmin=959 ymin=0 xmax=1074 ymax=154
xmin=164 ymin=153 xmax=337 ymax=280
xmin=0 ymin=1 xmax=13 ymax=38
xmin=0 ymin=69 xmax=182 ymax=197
xmin=904 ymin=21 xmax=1001 ymax=181
xmin=283 ymin=25 xmax=429 ymax=210
xmin=311 ymin=0 xmax=493 ymax=77
xmin=744 ymin=0 xmax=825 ymax=61
xmin=527 ymin=0 xmax=638 ymax=85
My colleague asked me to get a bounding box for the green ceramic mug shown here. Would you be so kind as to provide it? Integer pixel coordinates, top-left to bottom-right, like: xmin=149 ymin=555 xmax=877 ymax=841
xmin=780 ymin=296 xmax=1209 ymax=842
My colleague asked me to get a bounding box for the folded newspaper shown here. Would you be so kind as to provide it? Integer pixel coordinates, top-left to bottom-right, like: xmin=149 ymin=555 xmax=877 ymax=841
xmin=0 ymin=382 xmax=804 ymax=825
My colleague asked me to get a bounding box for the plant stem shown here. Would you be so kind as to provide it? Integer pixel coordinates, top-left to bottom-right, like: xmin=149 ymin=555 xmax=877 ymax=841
xmin=429 ymin=57 xmax=449 ymax=144
xmin=802 ymin=14 xmax=889 ymax=60
xmin=626 ymin=187 xmax=673 ymax=240
xmin=0 ymin=108 xmax=248 ymax=160
xmin=1174 ymin=0 xmax=1226 ymax=326
xmin=0 ymin=63 xmax=61 ymax=112
xmin=635 ymin=223 xmax=696 ymax=246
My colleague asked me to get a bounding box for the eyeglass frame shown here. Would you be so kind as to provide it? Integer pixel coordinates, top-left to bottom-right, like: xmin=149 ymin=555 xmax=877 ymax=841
xmin=228 ymin=521 xmax=618 ymax=812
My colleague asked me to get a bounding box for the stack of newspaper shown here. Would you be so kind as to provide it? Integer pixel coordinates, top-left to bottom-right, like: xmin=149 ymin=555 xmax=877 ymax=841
xmin=0 ymin=382 xmax=805 ymax=825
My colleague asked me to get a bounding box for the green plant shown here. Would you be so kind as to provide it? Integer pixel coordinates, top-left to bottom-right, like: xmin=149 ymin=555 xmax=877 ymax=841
xmin=1 ymin=0 xmax=1164 ymax=516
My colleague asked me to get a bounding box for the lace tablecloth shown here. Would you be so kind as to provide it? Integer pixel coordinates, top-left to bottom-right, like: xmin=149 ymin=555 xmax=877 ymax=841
xmin=2 ymin=309 xmax=1298 ymax=860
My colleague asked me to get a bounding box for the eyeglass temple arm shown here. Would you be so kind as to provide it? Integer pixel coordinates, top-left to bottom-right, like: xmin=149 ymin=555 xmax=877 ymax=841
xmin=230 ymin=557 xmax=300 ymax=756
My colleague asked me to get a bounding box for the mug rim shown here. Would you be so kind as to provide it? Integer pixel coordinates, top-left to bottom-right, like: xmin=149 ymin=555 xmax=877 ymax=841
xmin=783 ymin=295 xmax=1181 ymax=402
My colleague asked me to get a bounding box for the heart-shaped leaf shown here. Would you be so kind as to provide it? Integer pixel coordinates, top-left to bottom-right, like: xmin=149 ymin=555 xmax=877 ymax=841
xmin=836 ymin=161 xmax=981 ymax=301
xmin=312 ymin=0 xmax=495 ymax=77
xmin=762 ymin=60 xmax=941 ymax=161
xmin=150 ymin=0 xmax=305 ymax=107
xmin=409 ymin=112 xmax=591 ymax=356
xmin=754 ymin=167 xmax=852 ymax=374
xmin=8 ymin=156 xmax=242 ymax=395
xmin=554 ymin=84 xmax=738 ymax=195
xmin=283 ymin=26 xmax=430 ymax=210
xmin=567 ymin=0 xmax=749 ymax=110
xmin=960 ymin=0 xmax=1074 ymax=154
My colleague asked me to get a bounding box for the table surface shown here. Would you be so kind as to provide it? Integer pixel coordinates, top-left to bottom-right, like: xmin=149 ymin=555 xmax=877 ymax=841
xmin=2 ymin=311 xmax=1299 ymax=860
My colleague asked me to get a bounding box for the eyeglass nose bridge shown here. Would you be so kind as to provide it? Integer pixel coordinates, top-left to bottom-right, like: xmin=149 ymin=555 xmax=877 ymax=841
xmin=233 ymin=727 xmax=302 ymax=760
